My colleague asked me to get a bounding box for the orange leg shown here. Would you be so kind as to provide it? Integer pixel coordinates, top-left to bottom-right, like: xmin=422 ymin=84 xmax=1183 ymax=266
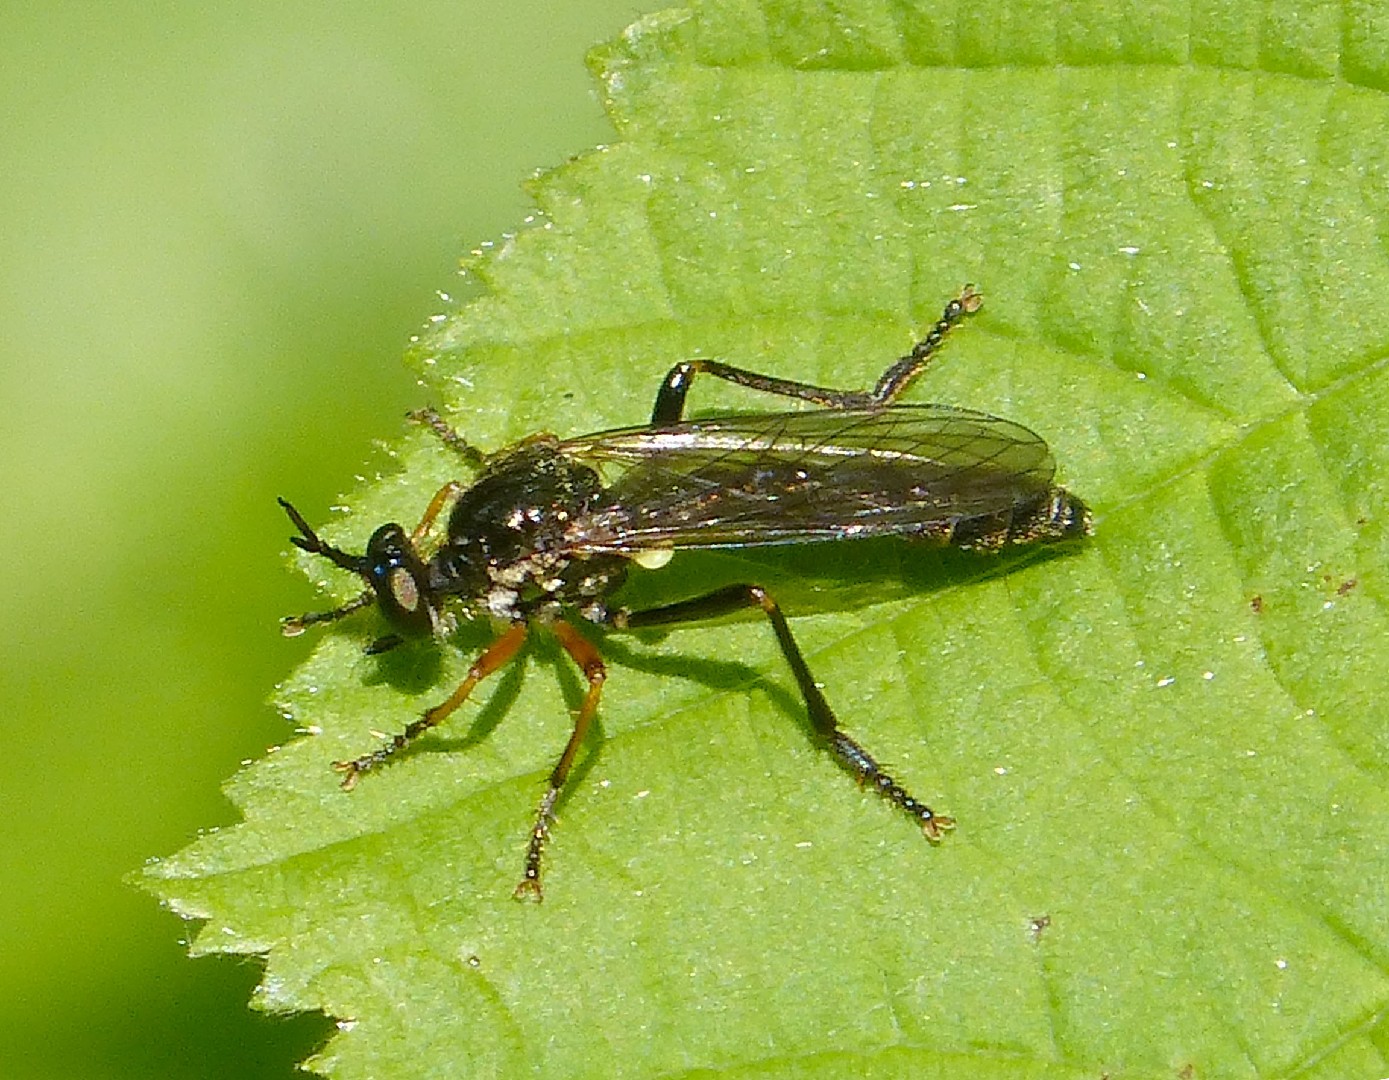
xmin=513 ymin=619 xmax=607 ymax=901
xmin=410 ymin=480 xmax=463 ymax=544
xmin=334 ymin=621 xmax=530 ymax=787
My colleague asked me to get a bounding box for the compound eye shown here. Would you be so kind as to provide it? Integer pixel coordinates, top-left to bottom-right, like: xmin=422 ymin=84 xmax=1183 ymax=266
xmin=364 ymin=524 xmax=435 ymax=637
xmin=388 ymin=564 xmax=421 ymax=613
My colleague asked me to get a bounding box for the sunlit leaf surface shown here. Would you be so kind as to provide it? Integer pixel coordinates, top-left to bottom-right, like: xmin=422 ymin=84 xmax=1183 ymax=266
xmin=145 ymin=2 xmax=1389 ymax=1076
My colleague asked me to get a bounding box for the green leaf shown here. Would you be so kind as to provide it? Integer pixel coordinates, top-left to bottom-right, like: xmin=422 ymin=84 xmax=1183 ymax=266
xmin=142 ymin=1 xmax=1389 ymax=1077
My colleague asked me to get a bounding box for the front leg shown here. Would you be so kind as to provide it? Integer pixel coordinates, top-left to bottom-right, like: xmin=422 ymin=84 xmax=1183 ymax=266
xmin=333 ymin=622 xmax=529 ymax=787
xmin=408 ymin=406 xmax=485 ymax=469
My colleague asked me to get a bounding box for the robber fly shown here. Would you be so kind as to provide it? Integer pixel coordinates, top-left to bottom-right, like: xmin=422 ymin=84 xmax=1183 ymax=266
xmin=280 ymin=287 xmax=1090 ymax=900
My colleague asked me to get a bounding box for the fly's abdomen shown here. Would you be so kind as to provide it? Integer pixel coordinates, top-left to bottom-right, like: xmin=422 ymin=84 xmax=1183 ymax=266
xmin=948 ymin=486 xmax=1090 ymax=551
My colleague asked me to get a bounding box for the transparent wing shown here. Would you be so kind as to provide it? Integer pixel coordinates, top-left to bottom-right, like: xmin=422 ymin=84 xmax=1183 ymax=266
xmin=557 ymin=404 xmax=1057 ymax=554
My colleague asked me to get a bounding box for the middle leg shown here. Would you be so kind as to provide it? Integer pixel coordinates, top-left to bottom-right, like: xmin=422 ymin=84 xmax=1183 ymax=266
xmin=513 ymin=619 xmax=608 ymax=901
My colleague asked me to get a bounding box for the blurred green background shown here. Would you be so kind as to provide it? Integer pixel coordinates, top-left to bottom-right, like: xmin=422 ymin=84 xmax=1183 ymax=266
xmin=0 ymin=3 xmax=654 ymax=1076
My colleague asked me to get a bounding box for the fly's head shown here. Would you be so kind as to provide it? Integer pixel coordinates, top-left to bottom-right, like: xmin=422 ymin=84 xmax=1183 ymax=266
xmin=278 ymin=498 xmax=445 ymax=654
xmin=360 ymin=522 xmax=440 ymax=645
